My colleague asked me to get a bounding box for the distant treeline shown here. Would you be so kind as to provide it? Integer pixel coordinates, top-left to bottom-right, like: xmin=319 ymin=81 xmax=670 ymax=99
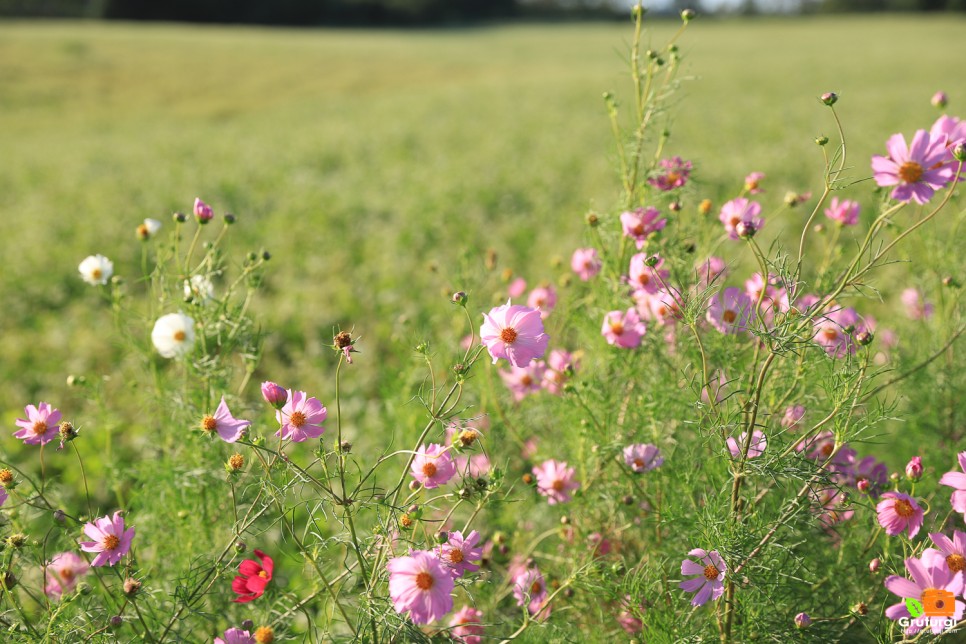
xmin=2 ymin=0 xmax=963 ymax=23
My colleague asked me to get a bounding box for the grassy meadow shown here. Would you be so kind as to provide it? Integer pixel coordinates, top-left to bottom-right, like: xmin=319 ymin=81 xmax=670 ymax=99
xmin=1 ymin=14 xmax=965 ymax=642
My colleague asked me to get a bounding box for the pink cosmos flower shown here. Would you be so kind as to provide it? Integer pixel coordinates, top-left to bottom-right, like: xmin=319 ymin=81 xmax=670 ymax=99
xmin=718 ymin=198 xmax=763 ymax=240
xmin=872 ymin=130 xmax=954 ymax=204
xmin=499 ymin=362 xmax=546 ymax=402
xmin=541 ymin=349 xmax=578 ymax=395
xmin=260 ymin=381 xmax=287 ymax=409
xmin=0 ymin=488 xmax=6 ymax=508
xmin=824 ymin=197 xmax=860 ymax=226
xmin=480 ymin=300 xmax=549 ymax=367
xmin=14 ymin=402 xmax=62 ymax=446
xmin=617 ymin=595 xmax=646 ymax=634
xmin=939 ymin=451 xmax=966 ymax=518
xmin=532 ymin=459 xmax=579 ymax=504
xmin=620 ymin=207 xmax=667 ymax=249
xmin=726 ymin=431 xmax=766 ymax=459
xmin=901 ymin=287 xmax=934 ymax=320
xmin=411 ymin=444 xmax=457 ymax=489
xmin=512 ymin=566 xmax=549 ymax=615
xmin=627 ymin=253 xmax=668 ymax=294
xmin=744 ymin=171 xmax=765 ymax=194
xmin=232 ymin=549 xmax=273 ymax=603
xmin=276 ymin=390 xmax=326 ymax=442
xmin=781 ymin=405 xmax=806 ymax=431
xmin=570 ymin=248 xmax=602 ymax=281
xmin=526 ymin=285 xmax=557 ymax=318
xmin=649 ymin=156 xmax=692 ymax=191
xmin=813 ymin=487 xmax=855 ymax=530
xmin=701 ymin=370 xmax=729 ymax=406
xmin=929 ymin=530 xmax=966 ymax=583
xmin=695 ymin=256 xmax=727 ymax=290
xmin=79 ymin=512 xmax=135 ymax=567
xmin=679 ymin=549 xmax=726 ymax=606
xmin=623 ymin=444 xmax=663 ymax=473
xmin=706 ymin=287 xmax=753 ymax=335
xmin=884 ymin=549 xmax=965 ymax=635
xmin=435 ymin=530 xmax=483 ymax=578
xmin=931 ymin=114 xmax=966 ymax=164
xmin=454 ymin=453 xmax=490 ymax=478
xmin=813 ymin=306 xmax=862 ymax=358
xmin=507 ymin=277 xmax=527 ymax=299
xmin=215 ymin=628 xmax=255 ymax=644
xmin=876 ymin=492 xmax=925 ymax=538
xmin=44 ymin=552 xmax=89 ymax=599
xmin=848 ymin=456 xmax=889 ymax=498
xmin=636 ymin=287 xmax=684 ymax=326
xmin=449 ymin=605 xmax=484 ymax=644
xmin=193 ymin=197 xmax=214 ymax=223
xmin=200 ymin=397 xmax=251 ymax=443
xmin=602 ymin=308 xmax=646 ymax=349
xmin=387 ymin=550 xmax=454 ymax=624
xmin=744 ymin=273 xmax=789 ymax=323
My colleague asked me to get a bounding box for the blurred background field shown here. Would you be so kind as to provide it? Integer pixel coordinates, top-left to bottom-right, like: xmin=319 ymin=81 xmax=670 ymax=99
xmin=1 ymin=14 xmax=964 ymax=461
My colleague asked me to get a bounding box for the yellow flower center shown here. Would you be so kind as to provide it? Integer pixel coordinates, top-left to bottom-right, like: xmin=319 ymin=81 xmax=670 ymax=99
xmin=422 ymin=462 xmax=438 ymax=478
xmin=0 ymin=469 xmax=12 ymax=484
xmin=289 ymin=411 xmax=307 ymax=428
xmin=201 ymin=416 xmax=217 ymax=433
xmin=254 ymin=626 xmax=274 ymax=644
xmin=500 ymin=327 xmax=518 ymax=344
xmin=898 ymin=161 xmax=923 ymax=183
xmin=449 ymin=548 xmax=464 ymax=564
xmin=703 ymin=564 xmax=720 ymax=580
xmin=91 ymin=268 xmax=102 ymax=280
xmin=551 ymin=479 xmax=565 ymax=492
xmin=946 ymin=554 xmax=965 ymax=573
xmin=667 ymin=171 xmax=681 ymax=184
xmin=610 ymin=322 xmax=625 ymax=336
xmin=173 ymin=330 xmax=186 ymax=342
xmin=258 ymin=570 xmax=269 ymax=579
xmin=893 ymin=498 xmax=915 ymax=518
xmin=723 ymin=310 xmax=737 ymax=324
xmin=228 ymin=454 xmax=245 ymax=470
xmin=32 ymin=420 xmax=48 ymax=436
xmin=103 ymin=534 xmax=120 ymax=551
xmin=458 ymin=430 xmax=478 ymax=447
xmin=415 ymin=571 xmax=434 ymax=590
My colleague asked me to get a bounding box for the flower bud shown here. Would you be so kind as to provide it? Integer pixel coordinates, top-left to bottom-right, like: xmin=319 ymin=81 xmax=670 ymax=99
xmin=585 ymin=212 xmax=599 ymax=227
xmin=644 ymin=255 xmax=660 ymax=268
xmin=408 ymin=479 xmax=421 ymax=492
xmin=735 ymin=221 xmax=757 ymax=239
xmin=173 ymin=211 xmax=187 ymax=223
xmin=869 ymin=558 xmax=881 ymax=573
xmin=952 ymin=143 xmax=966 ymax=163
xmin=905 ymin=456 xmax=923 ymax=481
xmin=110 ymin=615 xmax=123 ymax=628
xmin=942 ymin=275 xmax=958 ymax=288
xmin=451 ymin=291 xmax=468 ymax=306
xmin=856 ymin=478 xmax=871 ymax=494
xmin=851 ymin=602 xmax=868 ymax=616
xmin=227 ymin=453 xmax=245 ymax=472
xmin=340 ymin=440 xmax=352 ymax=454
xmin=522 ymin=473 xmax=534 ymax=485
xmin=123 ymin=578 xmax=142 ymax=597
xmin=260 ymin=381 xmax=287 ymax=409
xmin=193 ymin=198 xmax=214 ymax=224
xmin=855 ymin=330 xmax=873 ymax=347
xmin=234 ymin=541 xmax=247 ymax=554
xmin=815 ymin=135 xmax=829 ymax=146
xmin=820 ymin=92 xmax=838 ymax=106
xmin=241 ymin=619 xmax=254 ymax=630
xmin=681 ymin=8 xmax=695 ymax=21
xmin=261 ymin=250 xmax=271 ymax=261
xmin=54 ymin=509 xmax=67 ymax=523
xmin=794 ymin=612 xmax=812 ymax=628
xmin=224 ymin=213 xmax=236 ymax=225
xmin=1 ymin=572 xmax=16 ymax=590
xmin=669 ymin=201 xmax=682 ymax=212
xmin=435 ymin=531 xmax=449 ymax=544
xmin=931 ymin=91 xmax=948 ymax=109
xmin=698 ymin=198 xmax=712 ymax=215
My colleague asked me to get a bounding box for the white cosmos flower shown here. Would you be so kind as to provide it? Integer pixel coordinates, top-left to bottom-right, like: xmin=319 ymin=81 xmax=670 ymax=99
xmin=143 ymin=218 xmax=162 ymax=235
xmin=184 ymin=275 xmax=215 ymax=302
xmin=151 ymin=313 xmax=195 ymax=358
xmin=78 ymin=255 xmax=114 ymax=286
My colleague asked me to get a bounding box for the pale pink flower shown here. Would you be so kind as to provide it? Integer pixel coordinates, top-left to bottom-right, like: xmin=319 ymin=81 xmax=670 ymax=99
xmin=526 ymin=286 xmax=557 ymax=318
xmin=620 ymin=207 xmax=667 ymax=249
xmin=449 ymin=605 xmax=484 ymax=644
xmin=679 ymin=549 xmax=726 ymax=606
xmin=701 ymin=370 xmax=729 ymax=406
xmin=744 ymin=273 xmax=789 ymax=322
xmin=480 ymin=300 xmax=549 ymax=367
xmin=13 ymin=402 xmax=62 ymax=446
xmin=931 ymin=114 xmax=966 ymax=164
xmin=570 ymin=248 xmax=602 ymax=281
xmin=627 ymin=253 xmax=668 ymax=294
xmin=541 ymin=349 xmax=578 ymax=395
xmin=200 ymin=397 xmax=250 ymax=443
xmin=872 ymin=130 xmax=954 ymax=204
xmin=387 ymin=550 xmax=454 ymax=624
xmin=877 ymin=492 xmax=925 ymax=539
xmin=939 ymin=451 xmax=966 ymax=518
xmin=813 ymin=306 xmax=862 ymax=358
xmin=744 ymin=171 xmax=765 ymax=194
xmin=533 ymin=459 xmax=579 ymax=504
xmin=726 ymin=431 xmax=766 ymax=459
xmin=411 ymin=444 xmax=457 ymax=489
xmin=649 ymin=156 xmax=692 ymax=191
xmin=901 ymin=287 xmax=934 ymax=320
xmin=276 ymin=390 xmax=326 ymax=442
xmin=512 ymin=566 xmax=549 ymax=615
xmin=215 ymin=628 xmax=255 ymax=644
xmin=602 ymin=308 xmax=646 ymax=349
xmin=884 ymin=549 xmax=965 ymax=635
xmin=813 ymin=487 xmax=854 ymax=530
xmin=695 ymin=256 xmax=727 ymax=289
xmin=454 ymin=453 xmax=490 ymax=478
xmin=617 ymin=595 xmax=646 ymax=634
xmin=508 ymin=277 xmax=527 ymax=299
xmin=435 ymin=530 xmax=483 ymax=578
xmin=637 ymin=288 xmax=683 ymax=326
xmin=706 ymin=287 xmax=753 ymax=335
xmin=719 ymin=198 xmax=763 ymax=240
xmin=623 ymin=444 xmax=663 ymax=473
xmin=780 ymin=405 xmax=806 ymax=431
xmin=79 ymin=512 xmax=135 ymax=567
xmin=500 ymin=362 xmax=545 ymax=401
xmin=824 ymin=197 xmax=860 ymax=226
xmin=929 ymin=530 xmax=966 ymax=584
xmin=44 ymin=552 xmax=89 ymax=599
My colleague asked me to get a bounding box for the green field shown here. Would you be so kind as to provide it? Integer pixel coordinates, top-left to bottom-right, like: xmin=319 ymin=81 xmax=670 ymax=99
xmin=2 ymin=16 xmax=963 ymax=416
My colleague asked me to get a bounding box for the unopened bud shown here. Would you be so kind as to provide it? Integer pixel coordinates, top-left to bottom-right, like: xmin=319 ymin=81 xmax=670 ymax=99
xmin=644 ymin=255 xmax=660 ymax=268
xmin=931 ymin=91 xmax=948 ymax=109
xmin=586 ymin=212 xmax=599 ymax=227
xmin=869 ymin=557 xmax=881 ymax=573
xmin=241 ymin=619 xmax=255 ymax=630
xmin=852 ymin=602 xmax=868 ymax=616
xmin=173 ymin=211 xmax=187 ymax=223
xmin=234 ymin=541 xmax=246 ymax=554
xmin=815 ymin=135 xmax=829 ymax=146
xmin=53 ymin=509 xmax=67 ymax=523
xmin=123 ymin=578 xmax=142 ymax=597
xmin=736 ymin=221 xmax=757 ymax=239
xmin=340 ymin=440 xmax=352 ymax=454
xmin=193 ymin=198 xmax=214 ymax=224
xmin=451 ymin=291 xmax=468 ymax=306
xmin=224 ymin=213 xmax=236 ymax=225
xmin=820 ymin=92 xmax=838 ymax=106
xmin=905 ymin=456 xmax=923 ymax=481
xmin=669 ymin=201 xmax=682 ymax=212
xmin=952 ymin=143 xmax=966 ymax=163
xmin=1 ymin=572 xmax=16 ymax=590
xmin=409 ymin=480 xmax=421 ymax=492
xmin=794 ymin=612 xmax=812 ymax=629
xmin=855 ymin=330 xmax=873 ymax=347
xmin=681 ymin=8 xmax=696 ymax=21
xmin=435 ymin=531 xmax=448 ymax=544
xmin=522 ymin=473 xmax=534 ymax=485
xmin=856 ymin=478 xmax=871 ymax=494
xmin=261 ymin=250 xmax=271 ymax=261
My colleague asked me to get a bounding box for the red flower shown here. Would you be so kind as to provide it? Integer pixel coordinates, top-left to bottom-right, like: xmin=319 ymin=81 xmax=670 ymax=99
xmin=232 ymin=549 xmax=273 ymax=603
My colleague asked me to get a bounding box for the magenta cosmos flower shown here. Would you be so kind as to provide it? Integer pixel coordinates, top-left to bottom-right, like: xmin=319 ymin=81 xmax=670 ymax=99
xmin=541 ymin=349 xmax=578 ymax=395
xmin=500 ymin=362 xmax=545 ymax=402
xmin=929 ymin=530 xmax=966 ymax=582
xmin=726 ymin=431 xmax=766 ymax=459
xmin=44 ymin=552 xmax=90 ymax=599
xmin=623 ymin=444 xmax=663 ymax=473
xmin=79 ymin=512 xmax=135 ymax=567
xmin=232 ymin=549 xmax=273 ymax=603
xmin=260 ymin=381 xmax=287 ymax=409
xmin=14 ymin=402 xmax=62 ymax=446
xmin=884 ymin=549 xmax=965 ymax=635
xmin=215 ymin=628 xmax=255 ymax=644
xmin=480 ymin=300 xmax=549 ymax=368
xmin=939 ymin=451 xmax=966 ymax=518
xmin=532 ymin=459 xmax=579 ymax=504
xmin=744 ymin=171 xmax=765 ymax=194
xmin=680 ymin=548 xmax=727 ymax=606
xmin=901 ymin=287 xmax=934 ymax=320
xmin=813 ymin=306 xmax=862 ymax=358
xmin=877 ymin=492 xmax=925 ymax=538
xmin=526 ymin=285 xmax=557 ymax=319
xmin=388 ymin=549 xmax=454 ymax=624
xmin=512 ymin=566 xmax=549 ymax=615
xmin=706 ymin=287 xmax=753 ymax=335
xmin=602 ymin=308 xmax=646 ymax=349
xmin=695 ymin=256 xmax=727 ymax=290
xmin=781 ymin=405 xmax=806 ymax=430
xmin=649 ymin=156 xmax=692 ymax=191
xmin=824 ymin=197 xmax=860 ymax=226
xmin=872 ymin=130 xmax=954 ymax=204
xmin=193 ymin=197 xmax=214 ymax=223
xmin=411 ymin=444 xmax=457 ymax=489
xmin=448 ymin=605 xmax=484 ymax=644
xmin=507 ymin=277 xmax=527 ymax=299
xmin=435 ymin=530 xmax=483 ymax=578
xmin=931 ymin=114 xmax=966 ymax=164
xmin=620 ymin=207 xmax=667 ymax=249
xmin=718 ymin=198 xmax=763 ymax=240
xmin=276 ymin=390 xmax=326 ymax=442
xmin=628 ymin=253 xmax=668 ymax=294
xmin=570 ymin=248 xmax=602 ymax=281
xmin=200 ymin=397 xmax=251 ymax=443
